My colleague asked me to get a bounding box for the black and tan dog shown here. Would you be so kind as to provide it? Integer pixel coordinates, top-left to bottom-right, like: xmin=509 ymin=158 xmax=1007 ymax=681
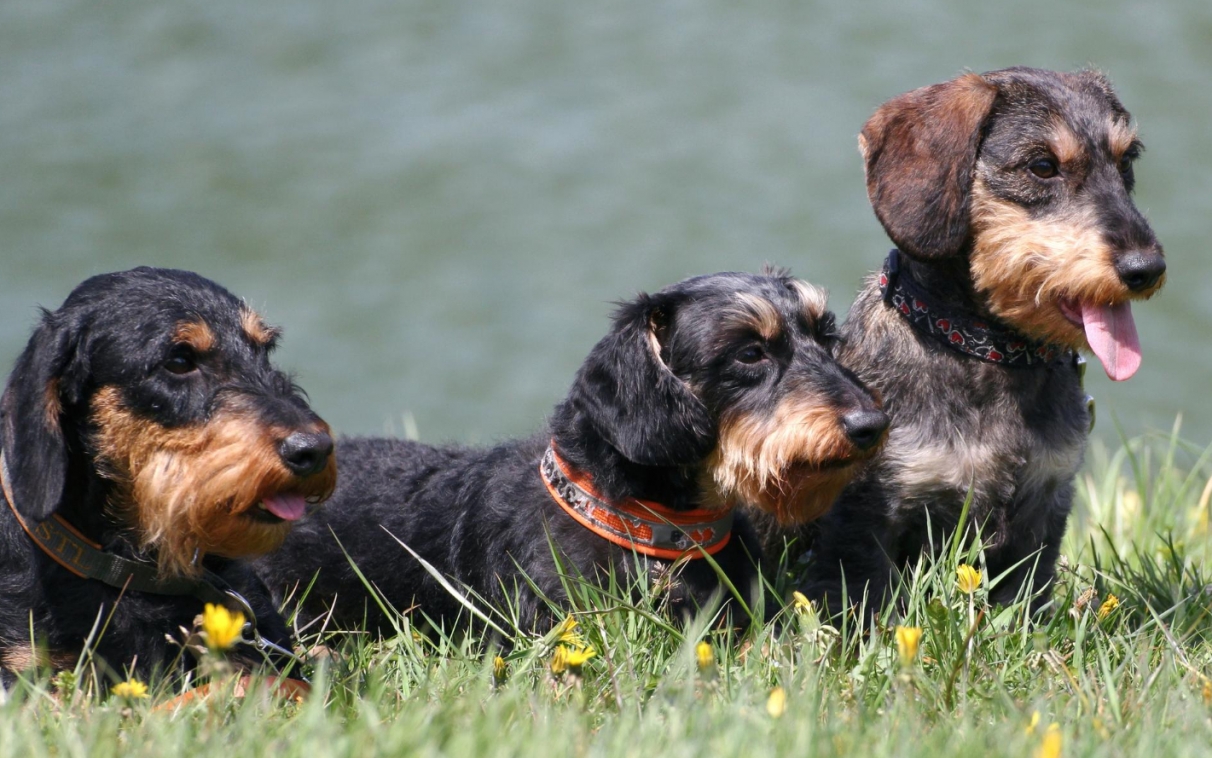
xmin=257 ymin=271 xmax=887 ymax=633
xmin=0 ymin=268 xmax=336 ymax=685
xmin=785 ymin=68 xmax=1164 ymax=615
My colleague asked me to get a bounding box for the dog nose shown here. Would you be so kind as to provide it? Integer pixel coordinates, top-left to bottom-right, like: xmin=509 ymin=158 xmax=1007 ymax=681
xmin=1115 ymin=251 xmax=1166 ymax=292
xmin=842 ymin=409 xmax=889 ymax=452
xmin=278 ymin=431 xmax=334 ymax=477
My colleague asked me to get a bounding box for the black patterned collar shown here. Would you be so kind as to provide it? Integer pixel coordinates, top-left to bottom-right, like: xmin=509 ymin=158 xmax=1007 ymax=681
xmin=878 ymin=249 xmax=1072 ymax=367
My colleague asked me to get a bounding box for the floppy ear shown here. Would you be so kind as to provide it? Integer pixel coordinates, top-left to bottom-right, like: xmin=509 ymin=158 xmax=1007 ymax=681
xmin=0 ymin=312 xmax=86 ymax=521
xmin=566 ymin=295 xmax=715 ymax=466
xmin=860 ymin=72 xmax=998 ymax=259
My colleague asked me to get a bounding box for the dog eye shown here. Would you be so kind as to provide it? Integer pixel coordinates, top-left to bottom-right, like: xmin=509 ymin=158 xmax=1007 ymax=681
xmin=1118 ymin=154 xmax=1133 ymax=175
xmin=1028 ymin=158 xmax=1059 ymax=179
xmin=164 ymin=347 xmax=199 ymax=375
xmin=736 ymin=346 xmax=766 ymax=364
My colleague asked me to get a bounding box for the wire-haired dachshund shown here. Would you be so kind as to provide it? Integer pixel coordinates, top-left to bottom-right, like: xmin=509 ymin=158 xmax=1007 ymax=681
xmin=785 ymin=67 xmax=1164 ymax=615
xmin=257 ymin=271 xmax=887 ymax=633
xmin=0 ymin=268 xmax=335 ymax=686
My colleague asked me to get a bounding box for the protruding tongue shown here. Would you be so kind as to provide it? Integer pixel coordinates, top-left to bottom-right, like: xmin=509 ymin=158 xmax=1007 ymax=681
xmin=261 ymin=493 xmax=307 ymax=521
xmin=1081 ymin=301 xmax=1141 ymax=381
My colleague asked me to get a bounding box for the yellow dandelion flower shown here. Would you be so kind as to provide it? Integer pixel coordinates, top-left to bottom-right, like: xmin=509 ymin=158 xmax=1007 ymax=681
xmin=556 ymin=616 xmax=586 ymax=647
xmin=1097 ymin=594 xmax=1120 ymax=620
xmin=557 ymin=616 xmax=577 ymax=637
xmin=766 ymin=686 xmax=786 ymax=718
xmin=111 ymin=679 xmax=149 ymax=700
xmin=564 ymin=645 xmax=596 ymax=667
xmin=202 ymin=603 xmax=245 ymax=652
xmin=895 ymin=625 xmax=922 ymax=668
xmin=696 ymin=640 xmax=714 ymax=671
xmin=1202 ymin=678 xmax=1211 ymax=706
xmin=791 ymin=591 xmax=813 ymax=613
xmin=1025 ymin=710 xmax=1041 ymax=734
xmin=956 ymin=564 xmax=982 ymax=594
xmin=550 ymin=645 xmax=569 ymax=676
xmin=492 ymin=655 xmax=507 ymax=684
xmin=550 ymin=643 xmax=595 ymax=675
xmin=1036 ymin=724 xmax=1062 ymax=758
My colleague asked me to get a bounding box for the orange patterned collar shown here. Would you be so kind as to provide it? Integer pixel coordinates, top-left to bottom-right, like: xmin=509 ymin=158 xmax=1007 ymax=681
xmin=539 ymin=442 xmax=733 ymax=560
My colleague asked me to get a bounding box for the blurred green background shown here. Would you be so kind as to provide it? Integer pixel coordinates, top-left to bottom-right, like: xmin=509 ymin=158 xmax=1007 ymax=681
xmin=1 ymin=0 xmax=1208 ymax=444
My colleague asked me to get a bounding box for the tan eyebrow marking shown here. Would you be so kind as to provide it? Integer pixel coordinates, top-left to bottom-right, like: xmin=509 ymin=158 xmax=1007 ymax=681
xmin=173 ymin=320 xmax=215 ymax=352
xmin=1107 ymin=118 xmax=1139 ymax=158
xmin=241 ymin=308 xmax=281 ymax=346
xmin=786 ymin=279 xmax=828 ymax=324
xmin=721 ymin=293 xmax=782 ymax=340
xmin=1048 ymin=117 xmax=1083 ymax=165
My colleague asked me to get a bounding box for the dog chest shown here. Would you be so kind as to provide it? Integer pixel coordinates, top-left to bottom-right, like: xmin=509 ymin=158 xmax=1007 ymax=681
xmin=883 ymin=402 xmax=1085 ymax=518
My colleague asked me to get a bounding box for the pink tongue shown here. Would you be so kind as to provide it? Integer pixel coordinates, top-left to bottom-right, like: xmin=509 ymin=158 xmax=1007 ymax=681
xmin=262 ymin=493 xmax=307 ymax=521
xmin=1081 ymin=301 xmax=1141 ymax=381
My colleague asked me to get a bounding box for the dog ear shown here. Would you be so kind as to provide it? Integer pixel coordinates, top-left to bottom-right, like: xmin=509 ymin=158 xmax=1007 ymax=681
xmin=0 ymin=312 xmax=87 ymax=522
xmin=860 ymin=72 xmax=998 ymax=259
xmin=567 ymin=294 xmax=715 ymax=466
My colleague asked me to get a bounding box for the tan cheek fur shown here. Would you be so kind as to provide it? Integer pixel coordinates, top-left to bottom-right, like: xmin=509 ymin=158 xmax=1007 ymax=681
xmin=90 ymin=387 xmax=336 ymax=577
xmin=968 ymin=178 xmax=1135 ymax=348
xmin=704 ymin=395 xmax=864 ymax=525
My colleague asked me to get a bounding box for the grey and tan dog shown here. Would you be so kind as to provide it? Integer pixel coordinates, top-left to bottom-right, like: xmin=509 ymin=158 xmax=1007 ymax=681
xmin=781 ymin=67 xmax=1165 ymax=615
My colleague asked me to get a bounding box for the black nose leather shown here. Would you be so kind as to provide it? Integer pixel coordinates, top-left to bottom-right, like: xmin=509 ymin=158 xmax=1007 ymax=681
xmin=278 ymin=431 xmax=333 ymax=477
xmin=842 ymin=409 xmax=890 ymax=452
xmin=1115 ymin=251 xmax=1166 ymax=292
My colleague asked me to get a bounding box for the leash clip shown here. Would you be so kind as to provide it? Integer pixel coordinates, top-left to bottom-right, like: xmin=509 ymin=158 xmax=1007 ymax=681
xmin=251 ymin=633 xmax=310 ymax=679
xmin=222 ymin=588 xmax=259 ymax=632
xmin=223 ymin=587 xmax=310 ymax=679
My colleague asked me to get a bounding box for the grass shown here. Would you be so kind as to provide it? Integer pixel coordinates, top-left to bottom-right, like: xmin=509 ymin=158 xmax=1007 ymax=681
xmin=5 ymin=425 xmax=1212 ymax=757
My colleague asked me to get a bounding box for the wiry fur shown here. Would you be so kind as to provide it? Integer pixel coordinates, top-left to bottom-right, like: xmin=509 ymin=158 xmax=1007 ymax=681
xmin=90 ymin=389 xmax=330 ymax=577
xmin=256 ymin=272 xmax=886 ymax=633
xmin=0 ymin=268 xmax=335 ymax=685
xmin=240 ymin=308 xmax=281 ymax=347
xmin=707 ymin=393 xmax=858 ymax=524
xmin=968 ymin=180 xmax=1154 ymax=347
xmin=773 ymin=67 xmax=1164 ymax=616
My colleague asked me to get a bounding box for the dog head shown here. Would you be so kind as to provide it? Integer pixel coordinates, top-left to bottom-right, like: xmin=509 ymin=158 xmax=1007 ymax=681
xmin=0 ymin=267 xmax=336 ymax=576
xmin=860 ymin=67 xmax=1163 ymax=380
xmin=560 ymin=271 xmax=887 ymax=525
